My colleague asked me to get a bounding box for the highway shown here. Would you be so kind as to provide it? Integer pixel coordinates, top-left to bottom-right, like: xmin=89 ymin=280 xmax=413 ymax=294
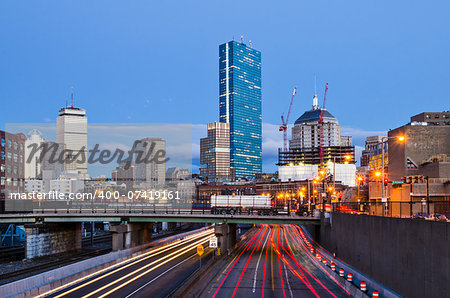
xmin=197 ymin=225 xmax=351 ymax=298
xmin=36 ymin=228 xmax=214 ymax=298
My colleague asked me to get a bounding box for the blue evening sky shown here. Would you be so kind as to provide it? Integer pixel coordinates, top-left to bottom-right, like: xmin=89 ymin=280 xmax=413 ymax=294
xmin=1 ymin=0 xmax=449 ymax=172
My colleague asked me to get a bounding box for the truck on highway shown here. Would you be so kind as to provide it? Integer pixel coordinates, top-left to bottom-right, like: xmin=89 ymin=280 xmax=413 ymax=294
xmin=210 ymin=195 xmax=276 ymax=215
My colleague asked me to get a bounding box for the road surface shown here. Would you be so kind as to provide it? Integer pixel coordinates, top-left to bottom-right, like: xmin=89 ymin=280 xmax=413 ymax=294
xmin=36 ymin=228 xmax=214 ymax=298
xmin=198 ymin=224 xmax=351 ymax=298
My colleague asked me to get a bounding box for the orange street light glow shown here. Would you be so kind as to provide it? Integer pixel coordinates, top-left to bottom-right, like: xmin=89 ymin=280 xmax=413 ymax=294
xmin=397 ymin=136 xmax=405 ymax=142
xmin=375 ymin=171 xmax=381 ymax=177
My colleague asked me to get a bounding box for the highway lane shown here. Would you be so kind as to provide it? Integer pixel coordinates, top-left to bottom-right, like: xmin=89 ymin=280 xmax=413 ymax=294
xmin=36 ymin=228 xmax=214 ymax=298
xmin=204 ymin=224 xmax=351 ymax=298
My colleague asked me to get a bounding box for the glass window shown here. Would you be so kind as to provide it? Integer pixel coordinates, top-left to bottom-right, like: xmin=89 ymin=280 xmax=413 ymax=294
xmin=13 ymin=154 xmax=18 ymax=163
xmin=7 ymin=140 xmax=11 ymax=148
xmin=1 ymin=151 xmax=4 ymax=160
xmin=1 ymin=138 xmax=4 ymax=147
xmin=0 ymin=164 xmax=4 ymax=172
xmin=7 ymin=152 xmax=11 ymax=160
xmin=13 ymin=142 xmax=18 ymax=150
xmin=0 ymin=177 xmax=4 ymax=185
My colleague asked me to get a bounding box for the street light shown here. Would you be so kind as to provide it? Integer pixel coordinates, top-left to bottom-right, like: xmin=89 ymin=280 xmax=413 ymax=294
xmin=379 ymin=135 xmax=405 ymax=200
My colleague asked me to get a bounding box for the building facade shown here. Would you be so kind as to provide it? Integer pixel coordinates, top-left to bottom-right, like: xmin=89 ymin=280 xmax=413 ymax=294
xmin=360 ymin=136 xmax=384 ymax=167
xmin=219 ymin=40 xmax=262 ymax=180
xmin=57 ymin=106 xmax=88 ymax=176
xmin=0 ymin=131 xmax=26 ymax=212
xmin=388 ymin=112 xmax=450 ymax=181
xmin=200 ymin=122 xmax=232 ymax=183
xmin=277 ymin=91 xmax=356 ymax=186
xmin=134 ymin=137 xmax=166 ymax=188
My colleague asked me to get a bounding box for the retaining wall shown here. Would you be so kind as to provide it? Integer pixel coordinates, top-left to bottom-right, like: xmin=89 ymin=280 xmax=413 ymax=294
xmin=319 ymin=213 xmax=449 ymax=297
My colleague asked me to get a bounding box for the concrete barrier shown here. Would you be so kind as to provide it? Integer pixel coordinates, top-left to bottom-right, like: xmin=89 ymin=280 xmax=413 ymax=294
xmin=301 ymin=225 xmax=401 ymax=298
xmin=0 ymin=227 xmax=211 ymax=298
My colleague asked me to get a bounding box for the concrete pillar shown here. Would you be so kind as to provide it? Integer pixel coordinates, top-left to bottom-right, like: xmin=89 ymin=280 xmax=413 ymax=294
xmin=109 ymin=223 xmax=153 ymax=251
xmin=168 ymin=222 xmax=177 ymax=231
xmin=24 ymin=223 xmax=82 ymax=259
xmin=214 ymin=223 xmax=237 ymax=254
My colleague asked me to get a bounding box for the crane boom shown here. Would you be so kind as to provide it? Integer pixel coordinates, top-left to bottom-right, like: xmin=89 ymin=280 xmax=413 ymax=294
xmin=279 ymin=87 xmax=297 ymax=151
xmin=319 ymin=83 xmax=329 ymax=168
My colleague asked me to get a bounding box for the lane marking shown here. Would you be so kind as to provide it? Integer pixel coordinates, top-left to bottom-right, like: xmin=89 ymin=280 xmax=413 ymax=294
xmin=124 ymin=253 xmax=197 ymax=298
xmin=37 ymin=229 xmax=213 ymax=298
xmin=93 ymin=236 xmax=212 ymax=298
xmin=252 ymin=228 xmax=271 ymax=293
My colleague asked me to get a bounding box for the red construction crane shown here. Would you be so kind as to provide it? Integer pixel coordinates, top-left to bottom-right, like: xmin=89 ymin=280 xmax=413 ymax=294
xmin=279 ymin=87 xmax=297 ymax=151
xmin=319 ymin=83 xmax=329 ymax=168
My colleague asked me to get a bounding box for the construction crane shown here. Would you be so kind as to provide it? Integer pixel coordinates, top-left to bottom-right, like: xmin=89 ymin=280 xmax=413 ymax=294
xmin=318 ymin=83 xmax=329 ymax=168
xmin=279 ymin=87 xmax=297 ymax=151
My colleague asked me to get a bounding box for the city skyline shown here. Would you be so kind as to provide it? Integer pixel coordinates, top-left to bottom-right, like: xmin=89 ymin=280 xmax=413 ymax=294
xmin=1 ymin=1 xmax=449 ymax=173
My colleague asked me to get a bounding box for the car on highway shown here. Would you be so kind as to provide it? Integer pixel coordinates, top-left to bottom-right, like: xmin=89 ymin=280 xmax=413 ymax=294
xmin=413 ymin=212 xmax=429 ymax=219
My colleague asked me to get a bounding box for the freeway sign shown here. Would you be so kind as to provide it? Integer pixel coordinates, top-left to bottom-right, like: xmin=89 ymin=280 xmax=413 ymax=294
xmin=197 ymin=244 xmax=204 ymax=256
xmin=209 ymin=236 xmax=218 ymax=248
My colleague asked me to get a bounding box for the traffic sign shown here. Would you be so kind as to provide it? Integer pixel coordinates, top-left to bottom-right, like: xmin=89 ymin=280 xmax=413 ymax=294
xmin=197 ymin=244 xmax=204 ymax=256
xmin=209 ymin=236 xmax=218 ymax=248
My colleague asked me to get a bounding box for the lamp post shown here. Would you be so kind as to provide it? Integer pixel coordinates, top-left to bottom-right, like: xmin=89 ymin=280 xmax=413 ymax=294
xmin=379 ymin=135 xmax=405 ymax=200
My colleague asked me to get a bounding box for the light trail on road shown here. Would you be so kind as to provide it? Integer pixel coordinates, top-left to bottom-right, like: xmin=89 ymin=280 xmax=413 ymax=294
xmin=205 ymin=224 xmax=351 ymax=298
xmin=37 ymin=228 xmax=214 ymax=298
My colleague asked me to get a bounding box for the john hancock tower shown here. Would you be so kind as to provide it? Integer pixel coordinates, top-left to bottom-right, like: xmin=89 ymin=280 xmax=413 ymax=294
xmin=219 ymin=40 xmax=262 ymax=180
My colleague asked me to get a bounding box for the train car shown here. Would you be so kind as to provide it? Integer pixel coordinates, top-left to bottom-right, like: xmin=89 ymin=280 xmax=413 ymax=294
xmin=210 ymin=195 xmax=276 ymax=215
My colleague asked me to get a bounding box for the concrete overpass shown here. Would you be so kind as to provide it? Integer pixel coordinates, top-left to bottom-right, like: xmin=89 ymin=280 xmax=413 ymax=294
xmin=0 ymin=212 xmax=320 ymax=225
xmin=0 ymin=212 xmax=319 ymax=258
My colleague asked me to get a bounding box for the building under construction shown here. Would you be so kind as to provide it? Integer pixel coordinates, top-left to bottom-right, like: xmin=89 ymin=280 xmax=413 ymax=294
xmin=277 ymin=84 xmax=356 ymax=186
xmin=278 ymin=146 xmax=355 ymax=166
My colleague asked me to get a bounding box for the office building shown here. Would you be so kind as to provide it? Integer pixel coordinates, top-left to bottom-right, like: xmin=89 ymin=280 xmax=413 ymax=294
xmin=112 ymin=161 xmax=136 ymax=190
xmin=290 ymin=91 xmax=351 ymax=149
xmin=134 ymin=137 xmax=166 ymax=188
xmin=360 ymin=136 xmax=384 ymax=167
xmin=0 ymin=131 xmax=26 ymax=212
xmin=57 ymin=102 xmax=88 ymax=177
xmin=278 ymin=90 xmax=356 ymax=186
xmin=388 ymin=112 xmax=450 ymax=180
xmin=219 ymin=40 xmax=262 ymax=180
xmin=200 ymin=122 xmax=232 ymax=183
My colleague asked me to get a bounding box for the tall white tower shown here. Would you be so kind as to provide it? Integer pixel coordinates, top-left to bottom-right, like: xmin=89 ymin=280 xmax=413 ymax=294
xmin=56 ymin=99 xmax=88 ymax=177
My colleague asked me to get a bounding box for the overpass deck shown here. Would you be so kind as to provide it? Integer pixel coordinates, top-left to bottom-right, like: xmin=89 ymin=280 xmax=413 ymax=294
xmin=0 ymin=212 xmax=320 ymax=225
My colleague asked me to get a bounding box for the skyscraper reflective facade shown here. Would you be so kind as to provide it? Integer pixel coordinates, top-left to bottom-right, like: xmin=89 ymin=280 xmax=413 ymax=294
xmin=219 ymin=40 xmax=262 ymax=180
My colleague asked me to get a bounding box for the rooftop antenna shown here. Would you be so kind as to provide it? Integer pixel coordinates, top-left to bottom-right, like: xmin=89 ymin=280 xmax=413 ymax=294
xmin=241 ymin=35 xmax=244 ymax=44
xmin=249 ymin=40 xmax=252 ymax=48
xmin=314 ymin=75 xmax=317 ymax=94
xmin=70 ymin=87 xmax=74 ymax=108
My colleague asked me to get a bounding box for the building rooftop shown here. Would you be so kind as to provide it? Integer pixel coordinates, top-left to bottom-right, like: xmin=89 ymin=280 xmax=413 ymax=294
xmin=294 ymin=109 xmax=337 ymax=125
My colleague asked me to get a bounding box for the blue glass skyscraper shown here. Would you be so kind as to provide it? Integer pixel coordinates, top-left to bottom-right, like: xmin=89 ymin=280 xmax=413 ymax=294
xmin=219 ymin=40 xmax=262 ymax=180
